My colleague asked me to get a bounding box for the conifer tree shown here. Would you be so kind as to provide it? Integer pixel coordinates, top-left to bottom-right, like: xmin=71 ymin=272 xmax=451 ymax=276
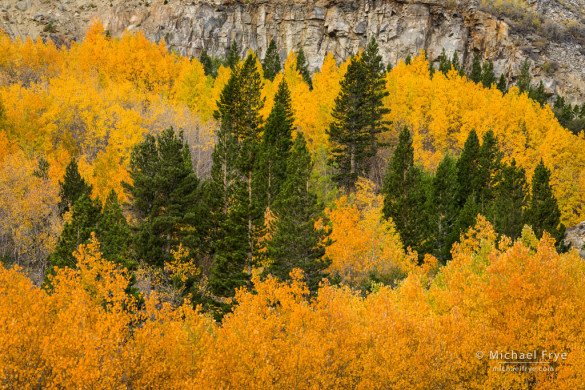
xmin=124 ymin=127 xmax=201 ymax=268
xmin=497 ymin=74 xmax=508 ymax=93
xmin=382 ymin=127 xmax=429 ymax=257
xmin=226 ymin=40 xmax=240 ymax=70
xmin=262 ymin=39 xmax=281 ymax=81
xmin=58 ymin=158 xmax=93 ymax=216
xmin=438 ymin=48 xmax=452 ymax=75
xmin=494 ymin=159 xmax=528 ymax=240
xmin=456 ymin=129 xmax=481 ymax=206
xmin=451 ymin=51 xmax=464 ymax=76
xmin=200 ymin=49 xmax=214 ymax=77
xmin=265 ymin=133 xmax=330 ymax=293
xmin=476 ymin=130 xmax=503 ymax=220
xmin=296 ymin=48 xmax=312 ymax=89
xmin=97 ymin=190 xmax=134 ymax=270
xmin=327 ymin=55 xmax=371 ymax=193
xmin=481 ymin=60 xmax=495 ymax=88
xmin=429 ymin=154 xmax=460 ymax=263
xmin=362 ymin=37 xmax=390 ymax=157
xmin=526 ymin=160 xmax=566 ymax=245
xmin=469 ymin=53 xmax=482 ymax=83
xmin=404 ymin=54 xmax=412 ymax=65
xmin=516 ymin=59 xmax=532 ymax=94
xmin=255 ymin=80 xmax=294 ymax=210
xmin=529 ymin=80 xmax=547 ymax=106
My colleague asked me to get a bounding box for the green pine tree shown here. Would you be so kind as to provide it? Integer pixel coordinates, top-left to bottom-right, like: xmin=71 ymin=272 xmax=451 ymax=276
xmin=529 ymin=80 xmax=547 ymax=106
xmin=262 ymin=38 xmax=282 ymax=81
xmin=429 ymin=154 xmax=460 ymax=264
xmin=481 ymin=60 xmax=495 ymax=88
xmin=123 ymin=127 xmax=202 ymax=268
xmin=451 ymin=51 xmax=464 ymax=76
xmin=200 ymin=49 xmax=214 ymax=76
xmin=516 ymin=59 xmax=532 ymax=94
xmin=57 ymin=158 xmax=93 ymax=216
xmin=404 ymin=54 xmax=412 ymax=65
xmin=438 ymin=48 xmax=451 ymax=75
xmin=469 ymin=53 xmax=482 ymax=83
xmin=382 ymin=127 xmax=429 ymax=259
xmin=494 ymin=159 xmax=528 ymax=240
xmin=97 ymin=190 xmax=134 ymax=270
xmin=226 ymin=40 xmax=240 ymax=70
xmin=296 ymin=48 xmax=313 ymax=89
xmin=526 ymin=160 xmax=566 ymax=246
xmin=497 ymin=74 xmax=508 ymax=93
xmin=265 ymin=133 xmax=330 ymax=293
xmin=456 ymin=129 xmax=481 ymax=206
xmin=327 ymin=55 xmax=371 ymax=193
xmin=476 ymin=130 xmax=503 ymax=221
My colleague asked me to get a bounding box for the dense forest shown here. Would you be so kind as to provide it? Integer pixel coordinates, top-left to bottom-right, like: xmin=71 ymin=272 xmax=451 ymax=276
xmin=1 ymin=21 xmax=585 ymax=388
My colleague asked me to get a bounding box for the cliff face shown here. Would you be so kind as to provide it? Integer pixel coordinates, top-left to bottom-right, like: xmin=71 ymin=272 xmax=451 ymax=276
xmin=1 ymin=0 xmax=584 ymax=102
xmin=0 ymin=0 xmax=584 ymax=100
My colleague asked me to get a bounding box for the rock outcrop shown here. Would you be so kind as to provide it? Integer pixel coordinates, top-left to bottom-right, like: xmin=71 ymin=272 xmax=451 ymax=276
xmin=1 ymin=0 xmax=584 ymax=103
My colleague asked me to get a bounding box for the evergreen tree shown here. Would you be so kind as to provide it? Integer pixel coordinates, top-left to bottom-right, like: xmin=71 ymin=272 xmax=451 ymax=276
xmin=497 ymin=74 xmax=508 ymax=93
xmin=200 ymin=49 xmax=214 ymax=77
xmin=266 ymin=133 xmax=330 ymax=293
xmin=481 ymin=60 xmax=495 ymax=88
xmin=97 ymin=190 xmax=134 ymax=270
xmin=469 ymin=53 xmax=482 ymax=83
xmin=262 ymin=38 xmax=281 ymax=81
xmin=526 ymin=160 xmax=566 ymax=246
xmin=529 ymin=80 xmax=547 ymax=106
xmin=382 ymin=127 xmax=429 ymax=258
xmin=296 ymin=48 xmax=312 ymax=89
xmin=57 ymin=158 xmax=93 ymax=216
xmin=456 ymin=129 xmax=481 ymax=206
xmin=404 ymin=54 xmax=412 ymax=65
xmin=33 ymin=157 xmax=50 ymax=179
xmin=438 ymin=48 xmax=452 ymax=75
xmin=362 ymin=37 xmax=390 ymax=157
xmin=226 ymin=40 xmax=240 ymax=70
xmin=386 ymin=63 xmax=393 ymax=73
xmin=429 ymin=154 xmax=460 ymax=263
xmin=494 ymin=159 xmax=528 ymax=240
xmin=123 ymin=127 xmax=201 ymax=268
xmin=48 ymin=194 xmax=102 ymax=271
xmin=327 ymin=55 xmax=371 ymax=193
xmin=516 ymin=59 xmax=532 ymax=94
xmin=451 ymin=51 xmax=464 ymax=76
xmin=255 ymin=80 xmax=294 ymax=210
xmin=476 ymin=130 xmax=503 ymax=220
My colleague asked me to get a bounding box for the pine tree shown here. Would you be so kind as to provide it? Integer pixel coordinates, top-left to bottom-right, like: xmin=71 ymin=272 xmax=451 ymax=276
xmin=48 ymin=194 xmax=102 ymax=271
xmin=494 ymin=159 xmax=528 ymax=240
xmin=296 ymin=48 xmax=313 ymax=89
xmin=97 ymin=190 xmax=134 ymax=270
xmin=262 ymin=38 xmax=281 ymax=81
xmin=362 ymin=37 xmax=390 ymax=157
xmin=382 ymin=127 xmax=429 ymax=258
xmin=327 ymin=55 xmax=371 ymax=193
xmin=200 ymin=49 xmax=214 ymax=77
xmin=404 ymin=54 xmax=412 ymax=65
xmin=226 ymin=40 xmax=240 ymax=70
xmin=476 ymin=130 xmax=503 ymax=221
xmin=456 ymin=129 xmax=481 ymax=206
xmin=58 ymin=158 xmax=93 ymax=216
xmin=526 ymin=160 xmax=566 ymax=246
xmin=266 ymin=133 xmax=330 ymax=293
xmin=481 ymin=60 xmax=495 ymax=88
xmin=255 ymin=80 xmax=294 ymax=210
xmin=451 ymin=51 xmax=464 ymax=76
xmin=516 ymin=59 xmax=532 ymax=94
xmin=429 ymin=154 xmax=460 ymax=264
xmin=123 ymin=127 xmax=201 ymax=268
xmin=497 ymin=74 xmax=508 ymax=93
xmin=438 ymin=48 xmax=451 ymax=75
xmin=469 ymin=53 xmax=482 ymax=83
xmin=529 ymin=80 xmax=547 ymax=106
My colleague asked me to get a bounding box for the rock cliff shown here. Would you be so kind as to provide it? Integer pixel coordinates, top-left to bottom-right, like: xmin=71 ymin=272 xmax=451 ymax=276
xmin=1 ymin=0 xmax=585 ymax=103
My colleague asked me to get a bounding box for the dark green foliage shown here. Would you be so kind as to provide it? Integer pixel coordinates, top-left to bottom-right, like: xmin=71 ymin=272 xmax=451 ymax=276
xmin=265 ymin=133 xmax=330 ymax=293
xmin=33 ymin=157 xmax=50 ymax=179
xmin=526 ymin=160 xmax=566 ymax=246
xmin=438 ymin=48 xmax=452 ymax=75
xmin=200 ymin=49 xmax=213 ymax=76
xmin=98 ymin=190 xmax=134 ymax=270
xmin=262 ymin=39 xmax=282 ymax=81
xmin=494 ymin=159 xmax=528 ymax=240
xmin=48 ymin=194 xmax=102 ymax=271
xmin=296 ymin=48 xmax=313 ymax=89
xmin=469 ymin=53 xmax=482 ymax=83
xmin=58 ymin=158 xmax=93 ymax=216
xmin=481 ymin=60 xmax=495 ymax=88
xmin=404 ymin=54 xmax=412 ymax=65
xmin=255 ymin=80 xmax=294 ymax=210
xmin=456 ymin=129 xmax=481 ymax=206
xmin=327 ymin=55 xmax=371 ymax=193
xmin=497 ymin=74 xmax=508 ymax=93
xmin=516 ymin=59 xmax=532 ymax=94
xmin=429 ymin=155 xmax=460 ymax=264
xmin=226 ymin=40 xmax=240 ymax=70
xmin=476 ymin=130 xmax=503 ymax=220
xmin=386 ymin=62 xmax=393 ymax=73
xmin=123 ymin=127 xmax=201 ymax=268
xmin=529 ymin=80 xmax=547 ymax=106
xmin=451 ymin=51 xmax=465 ymax=76
xmin=382 ymin=127 xmax=429 ymax=259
